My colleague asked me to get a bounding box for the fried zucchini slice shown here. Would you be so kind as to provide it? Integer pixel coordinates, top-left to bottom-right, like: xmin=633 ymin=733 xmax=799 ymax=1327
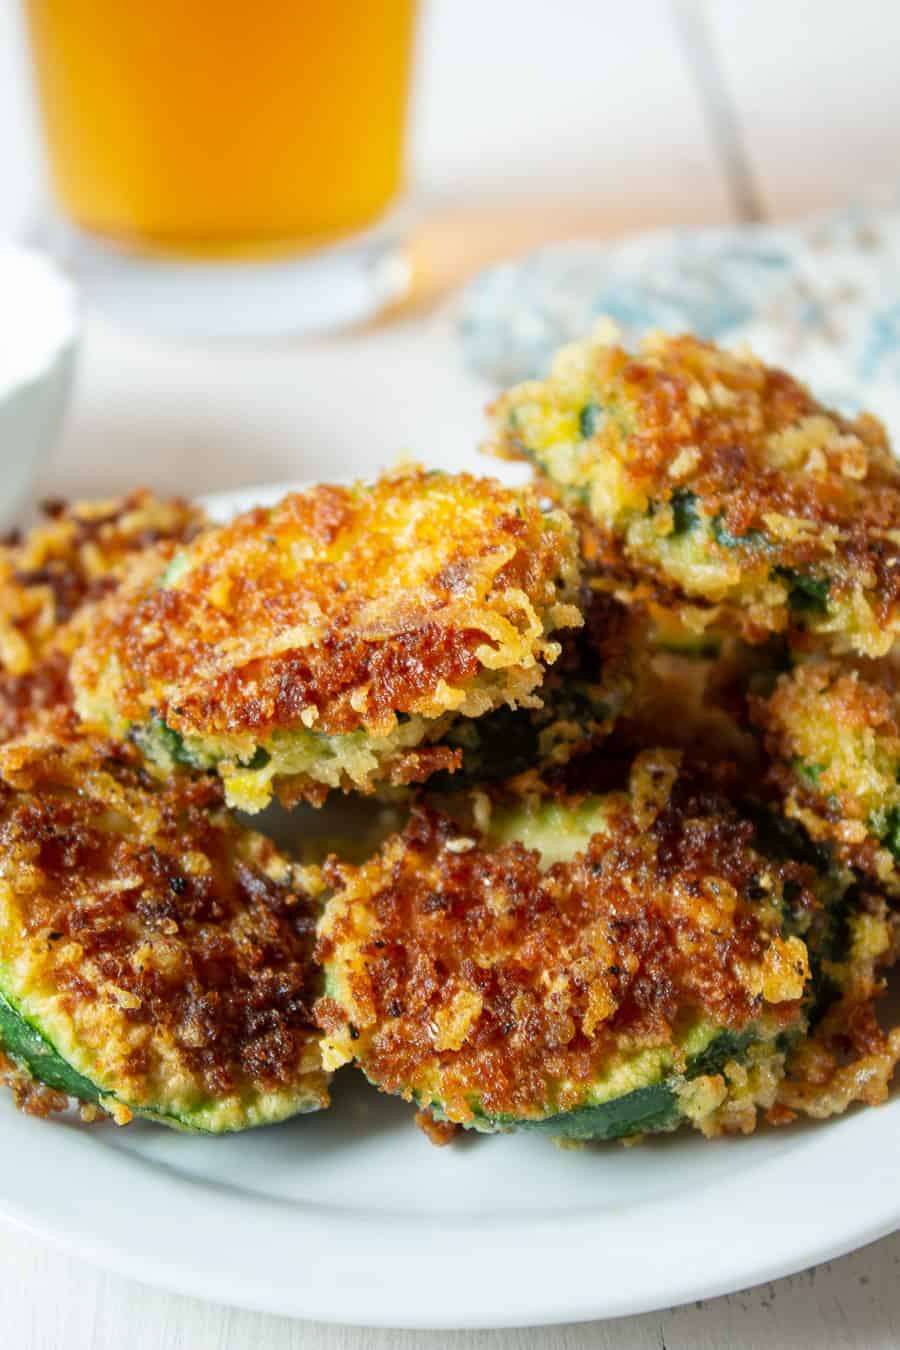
xmin=0 ymin=730 xmax=328 ymax=1131
xmin=71 ymin=468 xmax=583 ymax=812
xmin=315 ymin=750 xmax=842 ymax=1141
xmin=489 ymin=326 xmax=900 ymax=656
xmin=0 ymin=491 xmax=205 ymax=743
xmin=754 ymin=658 xmax=900 ymax=894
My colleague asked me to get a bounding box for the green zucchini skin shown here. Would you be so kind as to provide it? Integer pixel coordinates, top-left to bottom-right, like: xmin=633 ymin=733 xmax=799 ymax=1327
xmin=462 ymin=1028 xmax=760 ymax=1141
xmin=0 ymin=988 xmax=208 ymax=1132
xmin=0 ymin=970 xmax=326 ymax=1135
xmin=0 ymin=982 xmax=329 ymax=1134
xmin=0 ymin=975 xmax=328 ymax=1134
xmin=517 ymin=1082 xmax=679 ymax=1141
xmin=434 ymin=680 xmax=616 ymax=790
xmin=0 ymin=990 xmax=101 ymax=1105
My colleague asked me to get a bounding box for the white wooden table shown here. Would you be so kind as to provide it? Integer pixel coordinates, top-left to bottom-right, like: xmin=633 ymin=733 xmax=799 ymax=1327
xmin=2 ymin=1 xmax=900 ymax=1344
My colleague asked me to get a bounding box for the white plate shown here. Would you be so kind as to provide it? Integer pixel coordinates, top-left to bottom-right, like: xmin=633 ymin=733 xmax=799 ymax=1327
xmin=0 ymin=480 xmax=897 ymax=1330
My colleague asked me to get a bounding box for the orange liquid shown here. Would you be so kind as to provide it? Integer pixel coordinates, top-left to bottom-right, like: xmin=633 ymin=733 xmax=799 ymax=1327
xmin=24 ymin=0 xmax=416 ymax=258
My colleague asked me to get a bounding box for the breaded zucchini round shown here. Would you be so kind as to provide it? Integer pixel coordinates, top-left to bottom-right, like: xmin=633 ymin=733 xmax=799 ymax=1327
xmin=71 ymin=468 xmax=582 ymax=812
xmin=0 ymin=729 xmax=328 ymax=1131
xmin=755 ymin=659 xmax=900 ymax=893
xmin=0 ymin=491 xmax=205 ymax=744
xmin=489 ymin=326 xmax=900 ymax=655
xmin=316 ymin=750 xmax=832 ymax=1141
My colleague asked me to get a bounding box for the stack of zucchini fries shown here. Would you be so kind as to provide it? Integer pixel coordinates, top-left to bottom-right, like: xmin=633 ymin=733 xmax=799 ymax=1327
xmin=0 ymin=328 xmax=898 ymax=1146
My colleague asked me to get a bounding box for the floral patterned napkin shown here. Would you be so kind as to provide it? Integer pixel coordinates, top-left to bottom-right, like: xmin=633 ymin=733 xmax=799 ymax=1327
xmin=458 ymin=191 xmax=900 ymax=429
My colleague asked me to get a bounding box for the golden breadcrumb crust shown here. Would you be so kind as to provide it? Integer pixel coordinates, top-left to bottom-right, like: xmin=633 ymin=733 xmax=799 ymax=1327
xmin=754 ymin=659 xmax=900 ymax=891
xmin=0 ymin=727 xmax=327 ymax=1126
xmin=490 ymin=328 xmax=900 ymax=655
xmin=316 ymin=751 xmax=812 ymax=1126
xmin=0 ymin=492 xmax=205 ymax=743
xmin=776 ymin=890 xmax=900 ymax=1121
xmin=72 ymin=468 xmax=581 ymax=744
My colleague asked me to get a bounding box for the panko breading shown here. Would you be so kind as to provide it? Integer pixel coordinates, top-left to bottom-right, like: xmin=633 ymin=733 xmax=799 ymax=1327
xmin=754 ymin=659 xmax=900 ymax=893
xmin=0 ymin=726 xmax=328 ymax=1131
xmin=489 ymin=326 xmax=900 ymax=656
xmin=316 ymin=750 xmax=836 ymax=1140
xmin=0 ymin=491 xmax=205 ymax=743
xmin=71 ymin=468 xmax=582 ymax=812
xmin=777 ymin=887 xmax=900 ymax=1122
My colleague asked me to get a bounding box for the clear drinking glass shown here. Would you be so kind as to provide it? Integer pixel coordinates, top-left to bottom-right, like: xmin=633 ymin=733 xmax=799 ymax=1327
xmin=22 ymin=0 xmax=418 ymax=336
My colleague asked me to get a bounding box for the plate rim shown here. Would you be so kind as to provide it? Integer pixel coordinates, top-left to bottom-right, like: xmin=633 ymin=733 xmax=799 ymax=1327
xmin=0 ymin=1092 xmax=897 ymax=1329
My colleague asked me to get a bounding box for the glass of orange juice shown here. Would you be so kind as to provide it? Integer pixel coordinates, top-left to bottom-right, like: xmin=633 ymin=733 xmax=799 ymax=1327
xmin=22 ymin=0 xmax=418 ymax=335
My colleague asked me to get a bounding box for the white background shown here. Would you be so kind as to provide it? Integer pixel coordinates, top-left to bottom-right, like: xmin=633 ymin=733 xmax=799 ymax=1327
xmin=1 ymin=0 xmax=900 ymax=1345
